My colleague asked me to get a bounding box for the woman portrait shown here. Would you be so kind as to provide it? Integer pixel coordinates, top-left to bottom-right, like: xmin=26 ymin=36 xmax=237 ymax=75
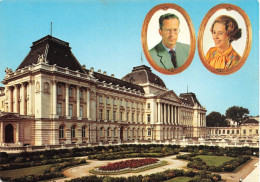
xmin=141 ymin=3 xmax=196 ymax=75
xmin=198 ymin=4 xmax=252 ymax=75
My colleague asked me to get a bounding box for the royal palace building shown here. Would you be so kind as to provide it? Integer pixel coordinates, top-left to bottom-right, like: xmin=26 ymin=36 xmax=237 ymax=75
xmin=0 ymin=35 xmax=207 ymax=148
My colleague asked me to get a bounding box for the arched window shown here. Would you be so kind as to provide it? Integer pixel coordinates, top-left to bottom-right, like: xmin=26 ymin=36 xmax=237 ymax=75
xmin=100 ymin=127 xmax=104 ymax=137
xmin=71 ymin=125 xmax=76 ymax=138
xmin=59 ymin=125 xmax=64 ymax=139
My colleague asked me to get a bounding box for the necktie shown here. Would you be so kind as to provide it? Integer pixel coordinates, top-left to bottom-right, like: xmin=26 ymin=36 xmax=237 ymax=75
xmin=169 ymin=50 xmax=177 ymax=68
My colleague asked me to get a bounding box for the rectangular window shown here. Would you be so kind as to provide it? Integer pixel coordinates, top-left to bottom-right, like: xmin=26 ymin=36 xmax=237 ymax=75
xmin=147 ymin=114 xmax=151 ymax=123
xmin=227 ymin=130 xmax=230 ymax=134
xmin=148 ymin=128 xmax=151 ymax=136
xmin=57 ymin=103 xmax=62 ymax=115
xmin=106 ymin=97 xmax=110 ymax=104
xmin=57 ymin=85 xmax=61 ymax=95
xmin=82 ymin=126 xmax=86 ymax=138
xmin=113 ymin=98 xmax=115 ymax=105
xmin=113 ymin=111 xmax=116 ymax=120
xmin=80 ymin=89 xmax=83 ymax=99
xmin=69 ymin=104 xmax=73 ymax=116
xmin=69 ymin=87 xmax=73 ymax=97
xmin=142 ymin=114 xmax=144 ymax=122
xmin=120 ymin=99 xmax=123 ymax=106
xmin=132 ymin=113 xmax=134 ymax=122
xmin=107 ymin=129 xmax=110 ymax=137
xmin=243 ymin=129 xmax=246 ymax=134
xmin=223 ymin=130 xmax=225 ymax=134
xmin=237 ymin=130 xmax=240 ymax=134
xmin=80 ymin=105 xmax=83 ymax=117
xmin=256 ymin=129 xmax=259 ymax=134
xmin=147 ymin=103 xmax=150 ymax=109
xmin=127 ymin=112 xmax=129 ymax=121
xmin=99 ymin=96 xmax=103 ymax=103
xmin=100 ymin=109 xmax=103 ymax=120
xmin=126 ymin=101 xmax=128 ymax=107
xmin=120 ymin=111 xmax=123 ymax=121
xmin=114 ymin=129 xmax=116 ymax=137
xmin=232 ymin=130 xmax=234 ymax=134
xmin=106 ymin=110 xmax=110 ymax=120
xmin=137 ymin=113 xmax=139 ymax=122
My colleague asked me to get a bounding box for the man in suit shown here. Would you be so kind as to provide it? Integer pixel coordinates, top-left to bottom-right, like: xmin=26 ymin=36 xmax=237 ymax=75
xmin=149 ymin=13 xmax=190 ymax=70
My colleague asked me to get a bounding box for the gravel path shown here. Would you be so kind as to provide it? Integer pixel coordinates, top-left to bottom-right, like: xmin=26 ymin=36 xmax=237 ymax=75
xmin=54 ymin=155 xmax=188 ymax=182
xmin=220 ymin=157 xmax=259 ymax=182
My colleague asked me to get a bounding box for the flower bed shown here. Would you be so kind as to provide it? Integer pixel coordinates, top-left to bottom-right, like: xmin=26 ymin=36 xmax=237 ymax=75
xmin=98 ymin=158 xmax=159 ymax=171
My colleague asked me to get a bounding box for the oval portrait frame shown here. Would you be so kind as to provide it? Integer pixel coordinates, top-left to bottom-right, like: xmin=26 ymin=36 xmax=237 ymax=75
xmin=197 ymin=3 xmax=252 ymax=75
xmin=141 ymin=3 xmax=196 ymax=75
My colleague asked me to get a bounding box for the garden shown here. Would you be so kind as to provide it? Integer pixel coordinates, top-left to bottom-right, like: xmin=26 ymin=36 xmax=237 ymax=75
xmin=0 ymin=145 xmax=257 ymax=182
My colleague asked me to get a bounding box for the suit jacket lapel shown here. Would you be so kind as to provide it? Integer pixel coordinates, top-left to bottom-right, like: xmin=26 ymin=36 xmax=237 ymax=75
xmin=157 ymin=42 xmax=173 ymax=69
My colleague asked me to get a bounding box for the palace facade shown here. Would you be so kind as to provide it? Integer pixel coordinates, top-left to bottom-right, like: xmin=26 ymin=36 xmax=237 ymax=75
xmin=0 ymin=35 xmax=207 ymax=148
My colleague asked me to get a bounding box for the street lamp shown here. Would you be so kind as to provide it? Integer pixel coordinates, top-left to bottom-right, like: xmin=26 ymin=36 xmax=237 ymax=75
xmin=239 ymin=178 xmax=242 ymax=182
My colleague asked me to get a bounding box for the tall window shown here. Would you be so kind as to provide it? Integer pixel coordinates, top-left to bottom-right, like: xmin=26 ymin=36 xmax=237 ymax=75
xmin=57 ymin=103 xmax=62 ymax=115
xmin=256 ymin=129 xmax=259 ymax=134
xmin=132 ymin=113 xmax=134 ymax=122
xmin=100 ymin=128 xmax=104 ymax=137
xmin=99 ymin=96 xmax=103 ymax=103
xmin=237 ymin=130 xmax=239 ymax=134
xmin=243 ymin=129 xmax=246 ymax=134
xmin=71 ymin=125 xmax=76 ymax=138
xmin=57 ymin=85 xmax=61 ymax=95
xmin=120 ymin=111 xmax=123 ymax=121
xmin=107 ymin=128 xmax=110 ymax=137
xmin=59 ymin=125 xmax=64 ymax=138
xmin=80 ymin=106 xmax=83 ymax=117
xmin=69 ymin=104 xmax=73 ymax=116
xmin=114 ymin=128 xmax=117 ymax=137
xmin=113 ymin=98 xmax=115 ymax=105
xmin=137 ymin=113 xmax=139 ymax=122
xmin=106 ymin=110 xmax=110 ymax=120
xmin=127 ymin=112 xmax=129 ymax=121
xmin=80 ymin=89 xmax=83 ymax=99
xmin=148 ymin=128 xmax=151 ymax=136
xmin=100 ymin=109 xmax=103 ymax=120
xmin=126 ymin=101 xmax=128 ymax=107
xmin=147 ymin=114 xmax=151 ymax=123
xmin=106 ymin=97 xmax=110 ymax=104
xmin=147 ymin=103 xmax=150 ymax=109
xmin=120 ymin=99 xmax=123 ymax=106
xmin=142 ymin=114 xmax=144 ymax=123
xmin=69 ymin=87 xmax=73 ymax=97
xmin=82 ymin=126 xmax=86 ymax=138
xmin=113 ymin=111 xmax=116 ymax=120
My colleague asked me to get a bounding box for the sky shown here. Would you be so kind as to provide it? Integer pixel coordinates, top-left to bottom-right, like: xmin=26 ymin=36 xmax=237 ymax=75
xmin=0 ymin=0 xmax=259 ymax=116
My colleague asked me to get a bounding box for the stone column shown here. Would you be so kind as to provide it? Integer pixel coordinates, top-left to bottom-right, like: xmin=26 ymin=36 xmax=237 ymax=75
xmin=0 ymin=122 xmax=3 ymax=143
xmin=65 ymin=84 xmax=70 ymax=119
xmin=86 ymin=88 xmax=90 ymax=119
xmin=8 ymin=87 xmax=13 ymax=112
xmin=51 ymin=81 xmax=58 ymax=118
xmin=20 ymin=83 xmax=26 ymax=115
xmin=13 ymin=85 xmax=18 ymax=113
xmin=174 ymin=106 xmax=177 ymax=125
xmin=76 ymin=86 xmax=81 ymax=120
xmin=167 ymin=104 xmax=171 ymax=124
xmin=163 ymin=103 xmax=166 ymax=124
xmin=27 ymin=81 xmax=34 ymax=115
xmin=158 ymin=102 xmax=161 ymax=123
xmin=16 ymin=122 xmax=19 ymax=144
xmin=171 ymin=105 xmax=174 ymax=124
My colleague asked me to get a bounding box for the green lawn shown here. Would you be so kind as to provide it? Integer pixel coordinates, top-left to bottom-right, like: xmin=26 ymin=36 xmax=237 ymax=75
xmin=0 ymin=164 xmax=52 ymax=178
xmin=194 ymin=155 xmax=234 ymax=167
xmin=165 ymin=177 xmax=193 ymax=182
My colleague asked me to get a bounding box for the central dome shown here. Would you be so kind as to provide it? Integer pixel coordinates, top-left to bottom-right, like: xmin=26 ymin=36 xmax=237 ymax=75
xmin=122 ymin=65 xmax=166 ymax=88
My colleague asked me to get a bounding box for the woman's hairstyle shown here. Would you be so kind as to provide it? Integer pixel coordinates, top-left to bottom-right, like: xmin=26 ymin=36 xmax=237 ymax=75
xmin=211 ymin=15 xmax=242 ymax=43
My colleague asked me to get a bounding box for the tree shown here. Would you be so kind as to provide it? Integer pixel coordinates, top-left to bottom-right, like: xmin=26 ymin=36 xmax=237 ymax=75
xmin=206 ymin=112 xmax=229 ymax=127
xmin=225 ymin=106 xmax=249 ymax=125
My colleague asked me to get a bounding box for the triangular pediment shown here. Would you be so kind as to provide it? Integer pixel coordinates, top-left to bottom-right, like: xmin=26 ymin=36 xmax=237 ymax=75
xmin=157 ymin=90 xmax=182 ymax=103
